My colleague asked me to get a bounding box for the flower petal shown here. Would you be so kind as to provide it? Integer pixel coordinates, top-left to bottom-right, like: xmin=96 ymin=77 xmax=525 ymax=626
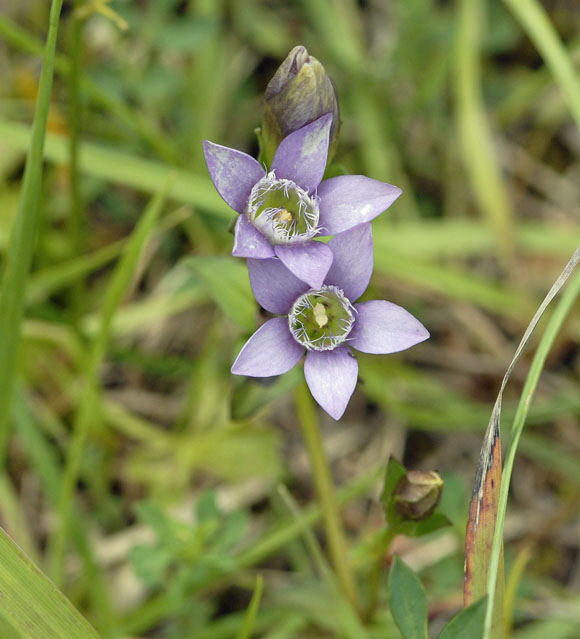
xmin=233 ymin=216 xmax=276 ymax=258
xmin=325 ymin=224 xmax=373 ymax=302
xmin=203 ymin=141 xmax=265 ymax=214
xmin=318 ymin=175 xmax=402 ymax=234
xmin=248 ymin=258 xmax=308 ymax=314
xmin=304 ymin=347 xmax=358 ymax=420
xmin=270 ymin=113 xmax=332 ymax=192
xmin=275 ymin=241 xmax=333 ymax=288
xmin=231 ymin=317 xmax=304 ymax=376
xmin=349 ymin=300 xmax=429 ymax=354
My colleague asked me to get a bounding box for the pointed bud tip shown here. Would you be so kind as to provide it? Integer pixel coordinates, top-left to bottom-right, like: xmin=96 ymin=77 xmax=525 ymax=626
xmin=261 ymin=46 xmax=340 ymax=167
xmin=394 ymin=470 xmax=444 ymax=521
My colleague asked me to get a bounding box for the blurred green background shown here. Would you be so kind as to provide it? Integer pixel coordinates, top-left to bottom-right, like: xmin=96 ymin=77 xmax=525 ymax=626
xmin=0 ymin=0 xmax=579 ymax=637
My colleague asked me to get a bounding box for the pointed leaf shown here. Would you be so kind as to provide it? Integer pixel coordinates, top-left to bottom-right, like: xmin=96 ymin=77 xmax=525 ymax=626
xmin=380 ymin=457 xmax=407 ymax=516
xmin=438 ymin=597 xmax=487 ymax=639
xmin=388 ymin=556 xmax=428 ymax=639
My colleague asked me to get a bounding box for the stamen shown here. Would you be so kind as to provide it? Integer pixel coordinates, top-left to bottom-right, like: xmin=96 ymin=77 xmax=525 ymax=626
xmin=313 ymin=303 xmax=328 ymax=327
xmin=247 ymin=172 xmax=320 ymax=244
xmin=288 ymin=286 xmax=355 ymax=351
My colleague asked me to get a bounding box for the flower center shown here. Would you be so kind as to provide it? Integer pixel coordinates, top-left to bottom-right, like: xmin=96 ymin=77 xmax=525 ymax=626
xmin=288 ymin=286 xmax=355 ymax=351
xmin=247 ymin=172 xmax=320 ymax=244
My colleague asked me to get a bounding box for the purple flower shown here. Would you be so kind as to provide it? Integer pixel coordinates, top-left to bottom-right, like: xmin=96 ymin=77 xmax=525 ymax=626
xmin=231 ymin=224 xmax=429 ymax=420
xmin=203 ymin=114 xmax=401 ymax=288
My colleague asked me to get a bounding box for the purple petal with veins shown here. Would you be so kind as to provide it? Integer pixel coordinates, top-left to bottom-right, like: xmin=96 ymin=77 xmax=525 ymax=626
xmin=318 ymin=175 xmax=402 ymax=235
xmin=271 ymin=113 xmax=332 ymax=192
xmin=231 ymin=317 xmax=304 ymax=376
xmin=203 ymin=141 xmax=265 ymax=214
xmin=349 ymin=300 xmax=429 ymax=354
xmin=248 ymin=258 xmax=309 ymax=315
xmin=325 ymin=224 xmax=373 ymax=301
xmin=274 ymin=241 xmax=333 ymax=288
xmin=304 ymin=347 xmax=358 ymax=420
xmin=233 ymin=216 xmax=276 ymax=258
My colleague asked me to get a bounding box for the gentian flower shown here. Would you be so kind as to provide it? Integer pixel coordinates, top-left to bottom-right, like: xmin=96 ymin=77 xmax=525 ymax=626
xmin=231 ymin=224 xmax=429 ymax=420
xmin=203 ymin=113 xmax=402 ymax=288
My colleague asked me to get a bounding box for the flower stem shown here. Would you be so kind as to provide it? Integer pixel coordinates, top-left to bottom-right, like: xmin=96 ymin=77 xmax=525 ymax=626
xmin=295 ymin=382 xmax=360 ymax=613
xmin=364 ymin=527 xmax=396 ymax=622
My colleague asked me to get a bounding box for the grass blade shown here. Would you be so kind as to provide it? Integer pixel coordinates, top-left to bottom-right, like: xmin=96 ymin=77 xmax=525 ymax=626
xmin=463 ymin=401 xmax=504 ymax=637
xmin=0 ymin=0 xmax=63 ymax=460
xmin=471 ymin=245 xmax=580 ymax=639
xmin=0 ymin=526 xmax=101 ymax=639
xmin=235 ymin=575 xmax=264 ymax=639
xmin=503 ymin=0 xmax=580 ymax=131
xmin=454 ymin=0 xmax=515 ymax=268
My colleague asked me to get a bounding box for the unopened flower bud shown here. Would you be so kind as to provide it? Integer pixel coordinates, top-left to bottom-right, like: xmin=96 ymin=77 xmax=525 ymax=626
xmin=261 ymin=46 xmax=340 ymax=167
xmin=394 ymin=471 xmax=443 ymax=521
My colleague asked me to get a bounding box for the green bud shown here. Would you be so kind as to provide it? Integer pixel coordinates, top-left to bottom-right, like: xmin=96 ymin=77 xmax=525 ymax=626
xmin=394 ymin=471 xmax=443 ymax=521
xmin=261 ymin=45 xmax=340 ymax=167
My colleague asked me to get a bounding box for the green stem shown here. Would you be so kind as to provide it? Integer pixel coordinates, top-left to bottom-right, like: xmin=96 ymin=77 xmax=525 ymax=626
xmin=364 ymin=527 xmax=396 ymax=622
xmin=294 ymin=382 xmax=360 ymax=613
xmin=67 ymin=5 xmax=84 ymax=327
xmin=0 ymin=0 xmax=64 ymax=462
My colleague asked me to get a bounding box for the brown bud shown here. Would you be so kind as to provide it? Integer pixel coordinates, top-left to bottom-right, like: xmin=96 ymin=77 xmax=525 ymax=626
xmin=394 ymin=470 xmax=443 ymax=521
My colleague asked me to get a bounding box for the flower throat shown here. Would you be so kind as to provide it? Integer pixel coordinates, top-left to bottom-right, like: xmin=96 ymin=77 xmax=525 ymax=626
xmin=247 ymin=172 xmax=320 ymax=244
xmin=288 ymin=286 xmax=355 ymax=351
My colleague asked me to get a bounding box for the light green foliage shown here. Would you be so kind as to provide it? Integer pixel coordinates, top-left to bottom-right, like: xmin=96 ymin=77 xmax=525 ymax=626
xmin=130 ymin=493 xmax=247 ymax=598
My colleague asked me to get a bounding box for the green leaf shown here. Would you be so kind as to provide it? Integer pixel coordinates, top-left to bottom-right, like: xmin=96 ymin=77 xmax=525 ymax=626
xmin=133 ymin=502 xmax=174 ymax=539
xmin=185 ymin=257 xmax=256 ymax=330
xmin=380 ymin=457 xmax=407 ymax=512
xmin=388 ymin=556 xmax=428 ymax=639
xmin=438 ymin=597 xmax=487 ymax=639
xmin=394 ymin=512 xmax=451 ymax=538
xmin=0 ymin=527 xmax=101 ymax=639
xmin=196 ymin=491 xmax=220 ymax=523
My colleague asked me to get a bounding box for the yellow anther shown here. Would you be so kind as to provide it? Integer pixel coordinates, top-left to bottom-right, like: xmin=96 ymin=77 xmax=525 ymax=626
xmin=313 ymin=303 xmax=328 ymax=328
xmin=276 ymin=208 xmax=294 ymax=223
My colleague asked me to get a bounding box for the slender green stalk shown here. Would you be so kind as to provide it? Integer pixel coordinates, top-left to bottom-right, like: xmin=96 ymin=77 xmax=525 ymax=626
xmin=294 ymin=382 xmax=360 ymax=614
xmin=454 ymin=0 xmax=515 ymax=269
xmin=67 ymin=5 xmax=85 ymax=327
xmin=235 ymin=575 xmax=263 ymax=639
xmin=0 ymin=0 xmax=64 ymax=462
xmin=364 ymin=527 xmax=396 ymax=622
xmin=503 ymin=0 xmax=580 ymax=132
xmin=483 ymin=262 xmax=580 ymax=639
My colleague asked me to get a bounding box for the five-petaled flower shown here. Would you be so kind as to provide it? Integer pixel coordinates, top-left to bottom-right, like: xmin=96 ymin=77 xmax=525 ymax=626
xmin=231 ymin=224 xmax=429 ymax=420
xmin=203 ymin=113 xmax=402 ymax=288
